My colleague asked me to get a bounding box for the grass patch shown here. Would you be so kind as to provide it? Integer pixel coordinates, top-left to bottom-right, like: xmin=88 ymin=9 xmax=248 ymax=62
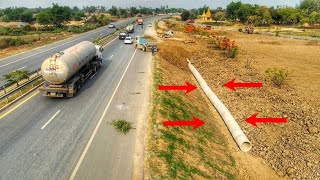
xmin=111 ymin=119 xmax=132 ymax=134
xmin=146 ymin=56 xmax=237 ymax=179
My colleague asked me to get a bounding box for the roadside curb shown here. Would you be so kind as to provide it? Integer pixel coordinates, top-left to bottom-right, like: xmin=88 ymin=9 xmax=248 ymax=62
xmin=0 ymin=82 xmax=43 ymax=113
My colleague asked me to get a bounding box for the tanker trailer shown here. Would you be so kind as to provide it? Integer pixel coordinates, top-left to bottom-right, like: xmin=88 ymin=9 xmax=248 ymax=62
xmin=39 ymin=41 xmax=103 ymax=97
xmin=126 ymin=24 xmax=134 ymax=33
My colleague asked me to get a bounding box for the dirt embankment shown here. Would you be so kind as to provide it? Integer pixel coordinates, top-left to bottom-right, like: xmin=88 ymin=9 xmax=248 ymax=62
xmin=146 ymin=20 xmax=320 ymax=180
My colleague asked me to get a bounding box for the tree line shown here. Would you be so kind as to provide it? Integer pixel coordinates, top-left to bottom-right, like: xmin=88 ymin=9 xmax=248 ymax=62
xmin=0 ymin=4 xmax=184 ymax=27
xmin=180 ymin=0 xmax=320 ymax=26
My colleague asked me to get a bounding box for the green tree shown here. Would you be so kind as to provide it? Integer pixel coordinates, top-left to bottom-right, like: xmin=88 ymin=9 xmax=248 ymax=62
xmin=309 ymin=11 xmax=320 ymax=24
xmin=36 ymin=11 xmax=52 ymax=25
xmin=237 ymin=4 xmax=256 ymax=22
xmin=0 ymin=15 xmax=9 ymax=22
xmin=109 ymin=6 xmax=119 ymax=16
xmin=226 ymin=1 xmax=242 ymax=20
xmin=119 ymin=8 xmax=128 ymax=18
xmin=50 ymin=4 xmax=72 ymax=27
xmin=214 ymin=12 xmax=226 ymax=22
xmin=277 ymin=7 xmax=299 ymax=24
xmin=181 ymin=10 xmax=191 ymax=21
xmin=130 ymin=7 xmax=139 ymax=16
xmin=3 ymin=70 xmax=29 ymax=86
xmin=300 ymin=0 xmax=320 ymax=13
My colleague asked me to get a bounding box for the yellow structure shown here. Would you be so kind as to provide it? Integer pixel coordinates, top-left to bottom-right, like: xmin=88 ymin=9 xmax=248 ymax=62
xmin=201 ymin=7 xmax=212 ymax=21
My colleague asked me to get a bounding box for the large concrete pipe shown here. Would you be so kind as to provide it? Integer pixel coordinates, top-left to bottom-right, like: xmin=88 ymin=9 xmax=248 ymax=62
xmin=187 ymin=60 xmax=252 ymax=152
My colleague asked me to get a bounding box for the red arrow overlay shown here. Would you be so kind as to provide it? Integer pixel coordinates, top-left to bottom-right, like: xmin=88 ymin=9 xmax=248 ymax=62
xmin=163 ymin=116 xmax=205 ymax=130
xmin=158 ymin=81 xmax=197 ymax=94
xmin=246 ymin=113 xmax=287 ymax=127
xmin=224 ymin=79 xmax=263 ymax=91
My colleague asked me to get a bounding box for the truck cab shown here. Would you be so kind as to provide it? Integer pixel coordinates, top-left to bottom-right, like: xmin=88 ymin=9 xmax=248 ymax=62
xmin=95 ymin=45 xmax=103 ymax=60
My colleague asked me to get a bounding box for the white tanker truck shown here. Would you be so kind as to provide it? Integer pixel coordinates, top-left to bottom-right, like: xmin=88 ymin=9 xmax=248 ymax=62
xmin=39 ymin=41 xmax=103 ymax=97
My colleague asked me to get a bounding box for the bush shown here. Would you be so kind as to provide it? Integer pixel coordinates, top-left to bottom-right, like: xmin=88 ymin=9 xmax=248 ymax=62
xmin=22 ymin=25 xmax=36 ymax=31
xmin=3 ymin=70 xmax=30 ymax=85
xmin=0 ymin=27 xmax=27 ymax=36
xmin=0 ymin=38 xmax=29 ymax=49
xmin=266 ymin=68 xmax=293 ymax=87
xmin=67 ymin=24 xmax=96 ymax=33
xmin=227 ymin=47 xmax=238 ymax=58
xmin=112 ymin=120 xmax=132 ymax=134
xmin=238 ymin=28 xmax=243 ymax=32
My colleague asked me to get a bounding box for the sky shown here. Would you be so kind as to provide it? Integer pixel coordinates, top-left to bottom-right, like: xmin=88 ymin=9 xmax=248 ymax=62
xmin=0 ymin=0 xmax=301 ymax=9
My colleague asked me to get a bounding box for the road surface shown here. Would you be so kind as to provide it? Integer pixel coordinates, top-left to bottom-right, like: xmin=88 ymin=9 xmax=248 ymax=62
xmin=0 ymin=17 xmax=156 ymax=179
xmin=0 ymin=18 xmax=136 ymax=87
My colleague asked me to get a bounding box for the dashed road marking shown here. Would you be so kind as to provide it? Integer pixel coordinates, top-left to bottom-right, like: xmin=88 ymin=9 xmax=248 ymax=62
xmin=41 ymin=110 xmax=61 ymax=129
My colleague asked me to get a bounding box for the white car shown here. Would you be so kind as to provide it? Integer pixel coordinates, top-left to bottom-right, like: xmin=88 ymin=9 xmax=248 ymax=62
xmin=108 ymin=23 xmax=115 ymax=28
xmin=124 ymin=37 xmax=133 ymax=44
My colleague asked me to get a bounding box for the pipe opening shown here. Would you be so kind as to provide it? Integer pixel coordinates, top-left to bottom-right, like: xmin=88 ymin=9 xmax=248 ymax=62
xmin=240 ymin=142 xmax=252 ymax=152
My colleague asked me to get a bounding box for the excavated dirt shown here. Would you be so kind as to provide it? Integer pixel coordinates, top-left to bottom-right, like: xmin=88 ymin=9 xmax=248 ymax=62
xmin=156 ymin=27 xmax=320 ymax=179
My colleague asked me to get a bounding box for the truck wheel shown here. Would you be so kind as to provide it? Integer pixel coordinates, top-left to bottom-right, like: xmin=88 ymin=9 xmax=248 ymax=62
xmin=93 ymin=65 xmax=97 ymax=73
xmin=73 ymin=85 xmax=77 ymax=95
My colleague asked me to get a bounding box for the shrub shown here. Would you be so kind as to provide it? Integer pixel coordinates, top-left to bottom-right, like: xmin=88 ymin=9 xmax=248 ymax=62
xmin=227 ymin=47 xmax=238 ymax=58
xmin=112 ymin=120 xmax=132 ymax=134
xmin=0 ymin=27 xmax=27 ymax=36
xmin=266 ymin=68 xmax=293 ymax=87
xmin=3 ymin=70 xmax=30 ymax=85
xmin=238 ymin=28 xmax=243 ymax=32
xmin=22 ymin=25 xmax=36 ymax=31
xmin=0 ymin=38 xmax=29 ymax=49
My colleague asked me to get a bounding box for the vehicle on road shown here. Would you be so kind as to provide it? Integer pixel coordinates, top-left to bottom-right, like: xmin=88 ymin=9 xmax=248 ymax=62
xmin=119 ymin=32 xmax=127 ymax=40
xmin=126 ymin=24 xmax=134 ymax=33
xmin=135 ymin=36 xmax=158 ymax=51
xmin=124 ymin=37 xmax=134 ymax=44
xmin=108 ymin=23 xmax=115 ymax=28
xmin=137 ymin=18 xmax=144 ymax=25
xmin=39 ymin=41 xmax=103 ymax=98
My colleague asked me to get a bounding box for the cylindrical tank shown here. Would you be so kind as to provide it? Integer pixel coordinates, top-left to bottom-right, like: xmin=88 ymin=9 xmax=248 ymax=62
xmin=41 ymin=41 xmax=96 ymax=85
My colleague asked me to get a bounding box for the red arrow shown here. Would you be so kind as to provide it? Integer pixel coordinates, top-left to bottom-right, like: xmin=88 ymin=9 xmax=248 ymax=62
xmin=246 ymin=113 xmax=287 ymax=127
xmin=224 ymin=79 xmax=263 ymax=91
xmin=158 ymin=81 xmax=197 ymax=94
xmin=163 ymin=116 xmax=205 ymax=130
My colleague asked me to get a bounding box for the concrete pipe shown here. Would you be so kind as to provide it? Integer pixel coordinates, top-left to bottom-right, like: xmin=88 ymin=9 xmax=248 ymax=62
xmin=187 ymin=60 xmax=252 ymax=152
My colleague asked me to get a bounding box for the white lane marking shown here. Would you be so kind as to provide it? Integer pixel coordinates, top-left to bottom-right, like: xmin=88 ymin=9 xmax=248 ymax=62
xmin=69 ymin=49 xmax=138 ymax=180
xmin=110 ymin=54 xmax=114 ymax=59
xmin=90 ymin=73 xmax=97 ymax=79
xmin=0 ymin=18 xmax=134 ymax=68
xmin=17 ymin=66 xmax=27 ymax=71
xmin=120 ymin=45 xmax=123 ymax=48
xmin=41 ymin=110 xmax=61 ymax=130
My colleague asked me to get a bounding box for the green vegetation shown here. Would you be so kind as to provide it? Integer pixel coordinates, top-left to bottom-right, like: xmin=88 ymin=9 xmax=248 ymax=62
xmin=227 ymin=47 xmax=238 ymax=58
xmin=112 ymin=120 xmax=132 ymax=134
xmin=0 ymin=38 xmax=29 ymax=49
xmin=226 ymin=0 xmax=320 ymax=26
xmin=3 ymin=70 xmax=30 ymax=85
xmin=147 ymin=58 xmax=236 ymax=179
xmin=266 ymin=68 xmax=293 ymax=87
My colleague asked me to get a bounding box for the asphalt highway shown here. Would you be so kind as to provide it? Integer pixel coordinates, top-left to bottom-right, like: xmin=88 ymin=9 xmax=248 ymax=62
xmin=0 ymin=17 xmax=157 ymax=179
xmin=0 ymin=18 xmax=136 ymax=87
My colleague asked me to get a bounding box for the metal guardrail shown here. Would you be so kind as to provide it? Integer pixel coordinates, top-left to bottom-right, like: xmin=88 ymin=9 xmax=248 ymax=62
xmin=0 ymin=69 xmax=43 ymax=102
xmin=0 ymin=25 xmax=128 ymax=105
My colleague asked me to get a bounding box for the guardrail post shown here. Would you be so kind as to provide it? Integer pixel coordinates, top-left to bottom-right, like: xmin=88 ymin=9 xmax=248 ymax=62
xmin=3 ymin=86 xmax=6 ymax=94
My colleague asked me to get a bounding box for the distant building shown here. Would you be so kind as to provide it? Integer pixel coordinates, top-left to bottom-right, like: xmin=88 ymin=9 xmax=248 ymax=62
xmin=201 ymin=7 xmax=212 ymax=21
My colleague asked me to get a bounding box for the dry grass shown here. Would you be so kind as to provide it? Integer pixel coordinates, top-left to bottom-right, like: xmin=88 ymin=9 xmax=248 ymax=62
xmin=145 ymin=45 xmax=238 ymax=179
